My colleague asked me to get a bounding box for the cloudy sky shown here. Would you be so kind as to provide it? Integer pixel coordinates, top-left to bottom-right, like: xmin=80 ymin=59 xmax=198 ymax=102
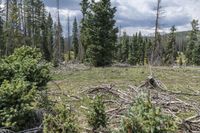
xmin=44 ymin=0 xmax=200 ymax=35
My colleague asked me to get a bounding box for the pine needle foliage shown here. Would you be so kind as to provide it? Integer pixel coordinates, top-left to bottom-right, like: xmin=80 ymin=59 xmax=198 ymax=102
xmin=119 ymin=95 xmax=178 ymax=133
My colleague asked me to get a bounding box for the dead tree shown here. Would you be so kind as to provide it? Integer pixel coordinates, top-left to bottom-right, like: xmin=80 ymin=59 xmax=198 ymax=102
xmin=151 ymin=0 xmax=162 ymax=65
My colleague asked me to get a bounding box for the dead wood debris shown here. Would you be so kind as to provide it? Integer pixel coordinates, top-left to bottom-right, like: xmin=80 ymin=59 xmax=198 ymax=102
xmin=5 ymin=76 xmax=199 ymax=133
xmin=81 ymin=76 xmax=200 ymax=132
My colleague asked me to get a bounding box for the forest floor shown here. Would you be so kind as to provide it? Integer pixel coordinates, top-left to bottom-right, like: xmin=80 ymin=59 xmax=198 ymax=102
xmin=48 ymin=65 xmax=200 ymax=131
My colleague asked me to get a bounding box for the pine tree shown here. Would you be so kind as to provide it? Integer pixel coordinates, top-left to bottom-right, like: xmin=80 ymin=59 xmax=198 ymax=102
xmin=146 ymin=39 xmax=153 ymax=64
xmin=4 ymin=0 xmax=22 ymax=55
xmin=129 ymin=33 xmax=138 ymax=65
xmin=165 ymin=25 xmax=177 ymax=65
xmin=72 ymin=17 xmax=79 ymax=59
xmin=80 ymin=0 xmax=89 ymax=61
xmin=55 ymin=20 xmax=64 ymax=63
xmin=84 ymin=0 xmax=118 ymax=66
xmin=193 ymin=34 xmax=200 ymax=65
xmin=4 ymin=0 xmax=9 ymax=55
xmin=52 ymin=0 xmax=64 ymax=65
xmin=41 ymin=4 xmax=52 ymax=61
xmin=88 ymin=96 xmax=108 ymax=131
xmin=0 ymin=0 xmax=61 ymax=62
xmin=0 ymin=0 xmax=4 ymax=56
xmin=138 ymin=32 xmax=144 ymax=64
xmin=186 ymin=19 xmax=199 ymax=65
xmin=23 ymin=0 xmax=32 ymax=45
xmin=121 ymin=32 xmax=129 ymax=62
xmin=46 ymin=13 xmax=54 ymax=61
xmin=141 ymin=38 xmax=147 ymax=65
xmin=67 ymin=15 xmax=71 ymax=60
xmin=34 ymin=0 xmax=44 ymax=48
xmin=115 ymin=26 xmax=122 ymax=61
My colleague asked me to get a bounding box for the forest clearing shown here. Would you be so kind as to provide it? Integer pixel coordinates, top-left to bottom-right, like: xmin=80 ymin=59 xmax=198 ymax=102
xmin=47 ymin=65 xmax=200 ymax=132
xmin=1 ymin=0 xmax=200 ymax=132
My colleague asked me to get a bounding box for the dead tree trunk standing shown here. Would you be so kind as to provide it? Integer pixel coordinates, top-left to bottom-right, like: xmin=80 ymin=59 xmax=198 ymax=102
xmin=151 ymin=0 xmax=162 ymax=66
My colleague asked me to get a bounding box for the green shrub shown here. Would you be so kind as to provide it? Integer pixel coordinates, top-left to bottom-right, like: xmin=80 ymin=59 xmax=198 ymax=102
xmin=87 ymin=96 xmax=108 ymax=131
xmin=0 ymin=46 xmax=51 ymax=89
xmin=0 ymin=46 xmax=51 ymax=131
xmin=119 ymin=95 xmax=178 ymax=133
xmin=0 ymin=79 xmax=36 ymax=130
xmin=43 ymin=105 xmax=79 ymax=133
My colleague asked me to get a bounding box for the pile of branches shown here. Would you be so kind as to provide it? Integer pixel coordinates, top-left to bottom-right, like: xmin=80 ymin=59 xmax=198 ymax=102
xmin=3 ymin=76 xmax=199 ymax=133
xmin=81 ymin=76 xmax=200 ymax=132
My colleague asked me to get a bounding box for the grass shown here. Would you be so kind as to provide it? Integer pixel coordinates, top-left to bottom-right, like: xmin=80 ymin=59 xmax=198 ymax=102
xmin=48 ymin=66 xmax=200 ymax=130
xmin=51 ymin=66 xmax=200 ymax=95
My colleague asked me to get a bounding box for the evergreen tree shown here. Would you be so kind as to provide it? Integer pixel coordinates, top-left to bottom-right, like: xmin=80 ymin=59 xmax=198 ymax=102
xmin=72 ymin=17 xmax=79 ymax=59
xmin=146 ymin=39 xmax=153 ymax=64
xmin=80 ymin=0 xmax=89 ymax=61
xmin=46 ymin=13 xmax=54 ymax=61
xmin=23 ymin=0 xmax=32 ymax=45
xmin=138 ymin=32 xmax=144 ymax=64
xmin=0 ymin=0 xmax=62 ymax=62
xmin=0 ymin=0 xmax=4 ymax=56
xmin=24 ymin=0 xmax=46 ymax=48
xmin=67 ymin=15 xmax=71 ymax=60
xmin=193 ymin=35 xmax=200 ymax=65
xmin=84 ymin=0 xmax=118 ymax=66
xmin=129 ymin=33 xmax=138 ymax=65
xmin=128 ymin=32 xmax=148 ymax=65
xmin=121 ymin=32 xmax=129 ymax=62
xmin=186 ymin=19 xmax=199 ymax=64
xmin=119 ymin=95 xmax=178 ymax=133
xmin=41 ymin=4 xmax=51 ymax=61
xmin=0 ymin=46 xmax=51 ymax=131
xmin=165 ymin=25 xmax=177 ymax=65
xmin=141 ymin=38 xmax=147 ymax=65
xmin=4 ymin=0 xmax=22 ymax=55
xmin=88 ymin=96 xmax=108 ymax=131
xmin=54 ymin=20 xmax=64 ymax=64
xmin=34 ymin=0 xmax=43 ymax=48
xmin=116 ymin=27 xmax=122 ymax=61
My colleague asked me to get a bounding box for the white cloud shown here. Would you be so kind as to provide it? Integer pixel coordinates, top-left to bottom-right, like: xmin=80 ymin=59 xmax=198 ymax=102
xmin=45 ymin=6 xmax=82 ymax=37
xmin=45 ymin=7 xmax=81 ymax=20
xmin=2 ymin=0 xmax=200 ymax=36
xmin=121 ymin=26 xmax=155 ymax=36
xmin=113 ymin=0 xmax=200 ymax=35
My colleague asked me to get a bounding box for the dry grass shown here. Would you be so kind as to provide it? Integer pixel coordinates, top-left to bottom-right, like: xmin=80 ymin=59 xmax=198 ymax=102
xmin=48 ymin=66 xmax=200 ymax=131
xmin=50 ymin=66 xmax=200 ymax=96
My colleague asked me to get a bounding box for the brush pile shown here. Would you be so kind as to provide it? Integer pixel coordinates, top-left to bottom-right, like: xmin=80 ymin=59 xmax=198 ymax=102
xmin=82 ymin=76 xmax=200 ymax=132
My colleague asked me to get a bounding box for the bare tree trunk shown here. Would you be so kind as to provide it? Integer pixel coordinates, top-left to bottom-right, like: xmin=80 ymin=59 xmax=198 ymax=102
xmin=152 ymin=0 xmax=162 ymax=65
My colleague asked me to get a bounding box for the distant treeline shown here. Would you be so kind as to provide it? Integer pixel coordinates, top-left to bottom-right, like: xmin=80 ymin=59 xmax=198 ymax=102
xmin=0 ymin=0 xmax=199 ymax=66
